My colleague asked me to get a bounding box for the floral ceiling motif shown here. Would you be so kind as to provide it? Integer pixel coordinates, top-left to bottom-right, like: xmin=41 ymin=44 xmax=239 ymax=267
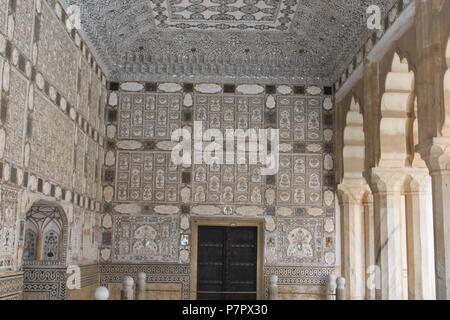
xmin=149 ymin=0 xmax=298 ymax=31
xmin=61 ymin=0 xmax=397 ymax=84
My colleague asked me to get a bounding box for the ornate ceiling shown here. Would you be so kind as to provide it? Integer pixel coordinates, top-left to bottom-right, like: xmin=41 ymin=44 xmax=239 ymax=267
xmin=61 ymin=0 xmax=397 ymax=84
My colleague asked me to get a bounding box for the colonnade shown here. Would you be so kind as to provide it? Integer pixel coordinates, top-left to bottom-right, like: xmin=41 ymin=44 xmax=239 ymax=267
xmin=335 ymin=0 xmax=450 ymax=300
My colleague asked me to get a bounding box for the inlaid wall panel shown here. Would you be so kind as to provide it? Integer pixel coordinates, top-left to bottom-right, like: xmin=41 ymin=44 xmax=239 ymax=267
xmin=29 ymin=92 xmax=75 ymax=188
xmin=0 ymin=0 xmax=108 ymax=297
xmin=4 ymin=69 xmax=27 ymax=166
xmin=103 ymin=83 xmax=336 ymax=273
xmin=36 ymin=3 xmax=79 ymax=106
xmin=13 ymin=0 xmax=34 ymax=58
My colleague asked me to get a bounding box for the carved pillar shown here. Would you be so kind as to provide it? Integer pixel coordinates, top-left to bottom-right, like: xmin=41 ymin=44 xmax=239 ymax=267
xmin=363 ymin=193 xmax=376 ymax=300
xmin=371 ymin=169 xmax=405 ymax=300
xmin=35 ymin=231 xmax=43 ymax=261
xmin=337 ymin=183 xmax=370 ymax=300
xmin=420 ymin=141 xmax=450 ymax=300
xmin=414 ymin=0 xmax=450 ymax=300
xmin=404 ymin=170 xmax=436 ymax=300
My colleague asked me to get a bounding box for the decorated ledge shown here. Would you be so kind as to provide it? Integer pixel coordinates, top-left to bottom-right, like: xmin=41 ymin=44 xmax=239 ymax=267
xmin=107 ymin=81 xmax=334 ymax=97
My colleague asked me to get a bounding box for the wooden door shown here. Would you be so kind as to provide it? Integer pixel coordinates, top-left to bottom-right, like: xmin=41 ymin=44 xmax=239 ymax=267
xmin=197 ymin=226 xmax=257 ymax=300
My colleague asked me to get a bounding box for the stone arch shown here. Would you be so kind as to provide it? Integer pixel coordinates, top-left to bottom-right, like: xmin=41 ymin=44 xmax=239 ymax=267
xmin=23 ymin=200 xmax=69 ymax=266
xmin=342 ymin=98 xmax=365 ymax=182
xmin=379 ymin=53 xmax=415 ymax=168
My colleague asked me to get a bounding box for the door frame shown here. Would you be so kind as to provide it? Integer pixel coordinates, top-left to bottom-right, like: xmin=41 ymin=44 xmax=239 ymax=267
xmin=190 ymin=217 xmax=265 ymax=300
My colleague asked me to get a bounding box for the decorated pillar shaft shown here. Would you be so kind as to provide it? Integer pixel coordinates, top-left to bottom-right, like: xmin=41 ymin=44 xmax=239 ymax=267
xmin=337 ymin=184 xmax=370 ymax=300
xmin=371 ymin=170 xmax=405 ymax=300
xmin=428 ymin=169 xmax=450 ymax=299
xmin=420 ymin=140 xmax=450 ymax=300
xmin=404 ymin=172 xmax=436 ymax=300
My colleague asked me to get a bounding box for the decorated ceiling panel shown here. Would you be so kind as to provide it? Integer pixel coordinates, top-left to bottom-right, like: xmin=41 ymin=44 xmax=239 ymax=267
xmin=149 ymin=0 xmax=299 ymax=31
xmin=61 ymin=0 xmax=397 ymax=84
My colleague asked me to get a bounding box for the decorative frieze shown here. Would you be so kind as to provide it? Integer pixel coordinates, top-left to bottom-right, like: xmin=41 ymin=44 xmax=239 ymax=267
xmin=0 ymin=272 xmax=23 ymax=300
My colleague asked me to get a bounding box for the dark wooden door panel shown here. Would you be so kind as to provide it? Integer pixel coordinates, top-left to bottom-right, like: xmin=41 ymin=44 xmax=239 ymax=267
xmin=197 ymin=226 xmax=257 ymax=300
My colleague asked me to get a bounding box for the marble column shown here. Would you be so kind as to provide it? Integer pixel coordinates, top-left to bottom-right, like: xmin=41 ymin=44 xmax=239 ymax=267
xmin=337 ymin=183 xmax=370 ymax=300
xmin=363 ymin=193 xmax=376 ymax=300
xmin=404 ymin=170 xmax=436 ymax=300
xmin=420 ymin=140 xmax=450 ymax=300
xmin=371 ymin=169 xmax=405 ymax=300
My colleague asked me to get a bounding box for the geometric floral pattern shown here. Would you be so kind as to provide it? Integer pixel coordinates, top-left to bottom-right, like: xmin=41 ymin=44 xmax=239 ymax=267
xmin=61 ymin=0 xmax=398 ymax=83
xmin=105 ymin=83 xmax=335 ymax=268
xmin=113 ymin=92 xmax=330 ymax=208
xmin=116 ymin=152 xmax=180 ymax=202
xmin=263 ymin=265 xmax=334 ymax=298
xmin=118 ymin=94 xmax=182 ymax=140
xmin=0 ymin=273 xmax=23 ymax=300
xmin=0 ymin=187 xmax=19 ymax=272
xmin=112 ymin=215 xmax=180 ymax=263
xmin=0 ymin=0 xmax=106 ymax=300
xmin=276 ymin=218 xmax=324 ymax=265
xmin=150 ymin=0 xmax=299 ymax=31
xmin=22 ymin=267 xmax=67 ymax=301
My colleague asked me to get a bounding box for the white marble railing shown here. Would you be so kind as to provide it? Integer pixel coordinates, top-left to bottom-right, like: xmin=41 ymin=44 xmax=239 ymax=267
xmin=95 ymin=273 xmax=347 ymax=300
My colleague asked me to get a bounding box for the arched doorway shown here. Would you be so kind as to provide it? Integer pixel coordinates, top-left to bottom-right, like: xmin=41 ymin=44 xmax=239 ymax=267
xmin=22 ymin=200 xmax=69 ymax=300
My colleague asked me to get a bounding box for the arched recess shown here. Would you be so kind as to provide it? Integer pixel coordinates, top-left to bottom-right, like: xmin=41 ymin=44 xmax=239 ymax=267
xmin=373 ymin=53 xmax=435 ymax=300
xmin=379 ymin=53 xmax=415 ymax=168
xmin=338 ymin=97 xmax=371 ymax=300
xmin=342 ymin=98 xmax=366 ymax=182
xmin=443 ymin=39 xmax=450 ymax=135
xmin=23 ymin=200 xmax=68 ymax=266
